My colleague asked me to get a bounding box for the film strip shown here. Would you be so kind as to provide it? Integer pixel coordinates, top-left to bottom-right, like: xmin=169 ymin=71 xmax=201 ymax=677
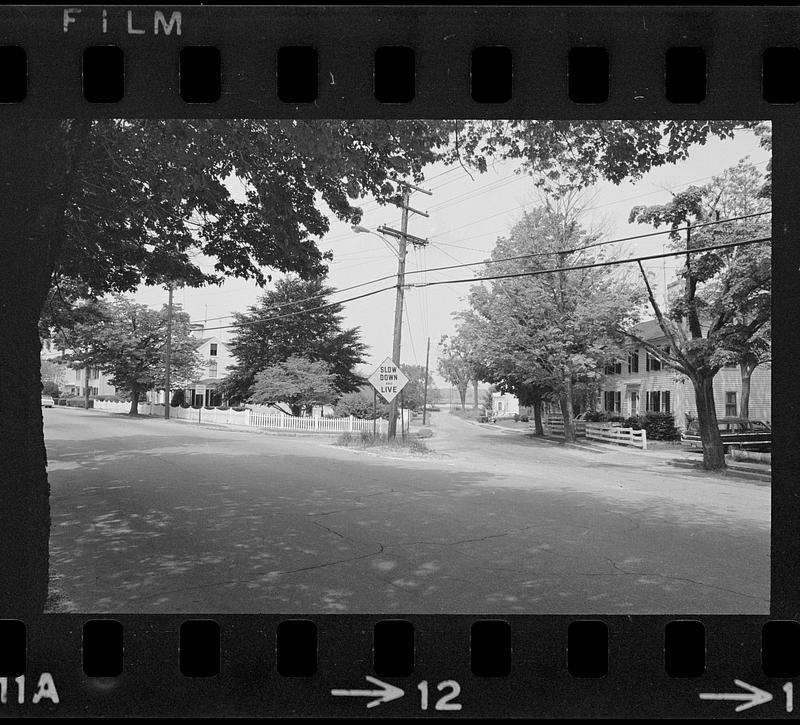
xmin=1 ymin=4 xmax=799 ymax=718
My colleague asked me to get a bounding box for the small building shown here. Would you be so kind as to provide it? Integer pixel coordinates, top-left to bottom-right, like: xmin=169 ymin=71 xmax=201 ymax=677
xmin=492 ymin=391 xmax=520 ymax=417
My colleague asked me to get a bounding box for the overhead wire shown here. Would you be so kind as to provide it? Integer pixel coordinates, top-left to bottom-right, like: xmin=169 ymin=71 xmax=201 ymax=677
xmin=198 ymin=235 xmax=770 ymax=332
xmin=193 ymin=211 xmax=770 ymax=324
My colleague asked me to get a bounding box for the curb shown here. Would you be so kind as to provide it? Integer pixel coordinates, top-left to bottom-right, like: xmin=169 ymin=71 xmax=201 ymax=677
xmin=665 ymin=459 xmax=771 ymax=485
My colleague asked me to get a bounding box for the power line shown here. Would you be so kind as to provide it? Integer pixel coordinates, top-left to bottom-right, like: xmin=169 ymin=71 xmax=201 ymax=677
xmin=192 ymin=211 xmax=769 ymax=325
xmin=407 ymin=237 xmax=771 ymax=290
xmin=198 ymin=236 xmax=769 ymax=332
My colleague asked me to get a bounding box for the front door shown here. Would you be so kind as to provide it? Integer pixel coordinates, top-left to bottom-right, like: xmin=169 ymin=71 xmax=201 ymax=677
xmin=629 ymin=391 xmax=639 ymax=416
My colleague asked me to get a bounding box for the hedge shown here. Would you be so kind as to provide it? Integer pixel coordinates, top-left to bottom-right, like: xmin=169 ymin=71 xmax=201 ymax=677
xmin=620 ymin=412 xmax=680 ymax=441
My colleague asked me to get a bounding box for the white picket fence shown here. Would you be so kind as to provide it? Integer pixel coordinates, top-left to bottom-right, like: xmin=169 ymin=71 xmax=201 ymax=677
xmin=93 ymin=400 xmax=389 ymax=435
xmin=542 ymin=415 xmax=647 ymax=450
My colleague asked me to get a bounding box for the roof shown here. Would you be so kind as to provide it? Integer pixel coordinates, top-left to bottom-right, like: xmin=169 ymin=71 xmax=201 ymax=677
xmin=630 ymin=319 xmax=667 ymax=341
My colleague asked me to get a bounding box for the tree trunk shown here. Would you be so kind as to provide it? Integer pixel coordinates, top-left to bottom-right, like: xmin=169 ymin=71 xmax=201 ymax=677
xmin=458 ymin=384 xmax=467 ymax=410
xmin=532 ymin=395 xmax=544 ymax=436
xmin=560 ymin=378 xmax=576 ymax=442
xmin=84 ymin=366 xmax=91 ymax=409
xmin=472 ymin=379 xmax=479 ymax=409
xmin=739 ymin=361 xmax=753 ymax=420
xmin=692 ymin=374 xmax=726 ymax=470
xmin=0 ymin=120 xmax=79 ymax=616
xmin=128 ymin=390 xmax=141 ymax=415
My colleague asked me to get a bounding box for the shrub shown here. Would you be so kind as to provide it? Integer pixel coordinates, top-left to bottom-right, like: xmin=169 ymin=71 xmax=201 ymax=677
xmin=519 ymin=415 xmax=529 ymax=422
xmin=232 ymin=406 xmax=249 ymax=412
xmin=583 ymin=410 xmax=607 ymax=422
xmin=42 ymin=381 xmax=61 ymax=398
xmin=170 ymin=390 xmax=185 ymax=406
xmin=584 ymin=411 xmax=624 ymax=423
xmin=180 ymin=403 xmax=191 ymax=409
xmin=642 ymin=411 xmax=681 ymax=441
xmin=217 ymin=405 xmax=229 ymax=411
xmin=621 ymin=415 xmax=644 ymax=430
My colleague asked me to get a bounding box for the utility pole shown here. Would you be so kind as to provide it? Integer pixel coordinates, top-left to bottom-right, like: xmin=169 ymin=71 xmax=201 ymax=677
xmin=422 ymin=336 xmax=431 ymax=425
xmin=164 ymin=283 xmax=173 ymax=420
xmin=375 ymin=180 xmax=432 ymax=439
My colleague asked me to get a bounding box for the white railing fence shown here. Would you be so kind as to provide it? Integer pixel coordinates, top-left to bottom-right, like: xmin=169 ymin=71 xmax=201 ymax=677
xmin=585 ymin=422 xmax=647 ymax=450
xmin=92 ymin=399 xmax=389 ymax=435
xmin=541 ymin=415 xmax=647 ymax=450
xmin=542 ymin=416 xmax=587 ymax=436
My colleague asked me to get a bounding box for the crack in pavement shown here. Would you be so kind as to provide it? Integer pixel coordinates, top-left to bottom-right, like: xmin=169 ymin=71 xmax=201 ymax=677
xmin=604 ymin=558 xmax=769 ymax=602
xmin=124 ymin=543 xmax=387 ymax=603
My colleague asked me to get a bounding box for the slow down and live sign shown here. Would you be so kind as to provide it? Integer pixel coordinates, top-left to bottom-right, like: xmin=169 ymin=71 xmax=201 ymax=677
xmin=368 ymin=357 xmax=409 ymax=403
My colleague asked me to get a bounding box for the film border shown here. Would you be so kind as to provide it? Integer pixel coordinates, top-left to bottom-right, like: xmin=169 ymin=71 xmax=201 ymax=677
xmin=0 ymin=4 xmax=798 ymax=718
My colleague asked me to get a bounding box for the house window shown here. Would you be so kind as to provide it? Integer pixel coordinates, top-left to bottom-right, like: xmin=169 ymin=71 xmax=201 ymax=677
xmin=646 ymin=390 xmax=670 ymax=413
xmin=210 ymin=343 xmax=217 ymax=356
xmin=646 ymin=352 xmax=661 ymax=372
xmin=725 ymin=391 xmax=737 ymax=417
xmin=604 ymin=361 xmax=622 ymax=375
xmin=603 ymin=391 xmax=621 ymax=413
xmin=208 ymin=361 xmax=218 ymax=378
xmin=628 ymin=350 xmax=639 ymax=373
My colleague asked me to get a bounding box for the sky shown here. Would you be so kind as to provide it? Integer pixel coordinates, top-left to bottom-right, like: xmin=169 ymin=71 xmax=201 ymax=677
xmin=132 ymin=124 xmax=770 ymax=387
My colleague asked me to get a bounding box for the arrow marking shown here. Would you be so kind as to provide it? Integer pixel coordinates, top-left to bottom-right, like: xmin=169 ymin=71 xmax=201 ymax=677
xmin=699 ymin=679 xmax=773 ymax=712
xmin=331 ymin=676 xmax=405 ymax=708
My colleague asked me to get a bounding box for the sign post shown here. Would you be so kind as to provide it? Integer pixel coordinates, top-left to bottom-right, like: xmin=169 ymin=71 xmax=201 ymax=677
xmin=368 ymin=357 xmax=409 ymax=438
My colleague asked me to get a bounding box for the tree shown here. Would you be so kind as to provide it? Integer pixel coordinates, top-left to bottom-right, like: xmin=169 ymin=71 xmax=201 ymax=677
xmin=63 ymin=297 xmax=201 ymax=415
xmin=40 ymin=360 xmax=66 ymax=393
xmin=694 ymin=159 xmax=771 ymax=420
xmin=248 ymin=356 xmax=338 ymax=417
xmin=334 ymin=388 xmax=390 ymax=420
xmin=458 ymin=120 xmax=756 ymax=188
xmin=625 ymin=158 xmax=770 ymax=469
xmin=2 ymin=117 xmax=761 ymax=615
xmin=437 ymin=335 xmax=473 ymax=410
xmin=220 ymin=276 xmax=367 ymax=403
xmin=399 ymin=364 xmax=434 ymax=412
xmin=462 ymin=190 xmax=644 ymax=442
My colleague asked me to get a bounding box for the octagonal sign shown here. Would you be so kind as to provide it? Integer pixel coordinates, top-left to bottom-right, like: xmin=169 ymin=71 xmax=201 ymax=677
xmin=368 ymin=357 xmax=409 ymax=403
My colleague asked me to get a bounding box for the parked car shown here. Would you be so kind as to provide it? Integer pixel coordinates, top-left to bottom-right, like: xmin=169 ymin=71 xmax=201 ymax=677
xmin=681 ymin=417 xmax=771 ymax=453
xmin=41 ymin=395 xmax=55 ymax=408
xmin=490 ymin=411 xmax=518 ymax=423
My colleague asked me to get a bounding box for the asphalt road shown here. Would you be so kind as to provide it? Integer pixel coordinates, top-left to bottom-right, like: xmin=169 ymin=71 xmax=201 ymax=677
xmin=44 ymin=406 xmax=769 ymax=614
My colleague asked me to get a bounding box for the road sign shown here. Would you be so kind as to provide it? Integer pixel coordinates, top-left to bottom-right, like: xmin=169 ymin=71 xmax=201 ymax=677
xmin=368 ymin=357 xmax=409 ymax=403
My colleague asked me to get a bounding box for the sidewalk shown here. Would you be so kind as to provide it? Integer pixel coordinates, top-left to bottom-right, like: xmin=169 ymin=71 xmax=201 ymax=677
xmin=475 ymin=418 xmax=771 ymax=484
